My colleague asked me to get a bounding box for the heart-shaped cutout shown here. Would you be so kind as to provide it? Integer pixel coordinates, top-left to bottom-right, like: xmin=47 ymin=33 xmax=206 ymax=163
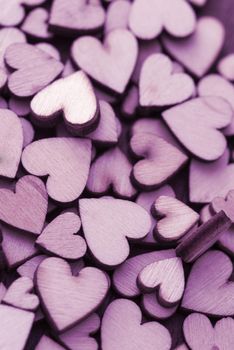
xmin=49 ymin=0 xmax=105 ymax=36
xmin=163 ymin=97 xmax=232 ymax=161
xmin=218 ymin=54 xmax=234 ymax=81
xmin=31 ymin=71 xmax=98 ymax=135
xmin=162 ymin=17 xmax=225 ymax=78
xmin=21 ymin=8 xmax=53 ymax=40
xmin=130 ymin=132 xmax=188 ymax=189
xmin=3 ymin=277 xmax=39 ymax=311
xmin=183 ymin=313 xmax=234 ymax=350
xmin=139 ymin=53 xmax=195 ymax=108
xmin=211 ymin=190 xmax=234 ymax=222
xmin=36 ymin=212 xmax=87 ymax=260
xmin=5 ymin=43 xmax=63 ymax=98
xmin=71 ymin=29 xmax=138 ymax=94
xmin=79 ymin=197 xmax=151 ymax=267
xmin=154 ymin=196 xmax=199 ymax=241
xmin=36 ymin=257 xmax=109 ymax=332
xmin=0 ymin=27 xmax=26 ymax=70
xmin=142 ymin=292 xmax=178 ymax=320
xmin=138 ymin=257 xmax=185 ymax=306
xmin=129 ymin=0 xmax=196 ymax=40
xmin=101 ymin=299 xmax=172 ymax=350
xmin=182 ymin=250 xmax=234 ymax=316
xmin=22 ymin=137 xmax=92 ymax=203
xmin=0 ymin=175 xmax=47 ymax=234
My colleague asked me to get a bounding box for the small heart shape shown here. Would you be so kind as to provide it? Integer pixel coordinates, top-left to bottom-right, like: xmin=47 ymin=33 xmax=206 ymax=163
xmin=22 ymin=137 xmax=92 ymax=203
xmin=139 ymin=53 xmax=195 ymax=108
xmin=36 ymin=257 xmax=109 ymax=332
xmin=183 ymin=313 xmax=234 ymax=350
xmin=101 ymin=299 xmax=172 ymax=350
xmin=154 ymin=196 xmax=199 ymax=241
xmin=162 ymin=17 xmax=225 ymax=77
xmin=49 ymin=0 xmax=106 ymax=36
xmin=0 ymin=27 xmax=26 ymax=70
xmin=31 ymin=71 xmax=98 ymax=135
xmin=218 ymin=54 xmax=234 ymax=81
xmin=138 ymin=257 xmax=185 ymax=306
xmin=163 ymin=97 xmax=232 ymax=161
xmin=3 ymin=277 xmax=39 ymax=311
xmin=129 ymin=0 xmax=196 ymax=40
xmin=5 ymin=43 xmax=63 ymax=97
xmin=182 ymin=250 xmax=234 ymax=316
xmin=0 ymin=175 xmax=48 ymax=234
xmin=36 ymin=212 xmax=87 ymax=260
xmin=130 ymin=132 xmax=188 ymax=190
xmin=71 ymin=29 xmax=138 ymax=94
xmin=0 ymin=109 xmax=23 ymax=178
xmin=21 ymin=8 xmax=53 ymax=40
xmin=79 ymin=197 xmax=151 ymax=267
xmin=211 ymin=190 xmax=234 ymax=222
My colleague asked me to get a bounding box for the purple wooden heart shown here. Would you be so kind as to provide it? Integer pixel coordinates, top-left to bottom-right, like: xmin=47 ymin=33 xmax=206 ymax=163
xmin=162 ymin=17 xmax=225 ymax=77
xmin=79 ymin=197 xmax=151 ymax=267
xmin=36 ymin=257 xmax=109 ymax=332
xmin=121 ymin=85 xmax=139 ymax=119
xmin=71 ymin=29 xmax=138 ymax=94
xmin=9 ymin=98 xmax=30 ymax=117
xmin=211 ymin=190 xmax=234 ymax=222
xmin=36 ymin=212 xmax=87 ymax=260
xmin=22 ymin=137 xmax=91 ymax=203
xmin=113 ymin=249 xmax=176 ymax=297
xmin=31 ymin=71 xmax=98 ymax=135
xmin=35 ymin=336 xmax=65 ymax=350
xmin=20 ymin=118 xmax=34 ymax=148
xmin=0 ymin=175 xmax=47 ymax=234
xmin=142 ymin=293 xmax=178 ymax=320
xmin=154 ymin=196 xmax=199 ymax=242
xmin=105 ymin=0 xmax=131 ymax=34
xmin=17 ymin=255 xmax=47 ymax=279
xmin=0 ymin=109 xmax=23 ymax=178
xmin=0 ymin=28 xmax=26 ymax=70
xmin=183 ymin=313 xmax=234 ymax=350
xmin=21 ymin=8 xmax=53 ymax=40
xmin=58 ymin=313 xmax=100 ymax=350
xmin=139 ymin=53 xmax=194 ymax=108
xmin=0 ymin=68 xmax=7 ymax=90
xmin=130 ymin=132 xmax=188 ymax=189
xmin=101 ymin=299 xmax=172 ymax=350
xmin=182 ymin=250 xmax=234 ymax=316
xmin=129 ymin=0 xmax=196 ymax=40
xmin=36 ymin=43 xmax=60 ymax=60
xmin=5 ymin=43 xmax=63 ymax=98
xmin=218 ymin=54 xmax=234 ymax=81
xmin=49 ymin=0 xmax=105 ymax=36
xmin=163 ymin=97 xmax=232 ymax=161
xmin=87 ymin=147 xmax=136 ymax=199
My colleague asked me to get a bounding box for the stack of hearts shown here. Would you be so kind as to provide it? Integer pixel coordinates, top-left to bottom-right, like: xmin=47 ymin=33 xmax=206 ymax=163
xmin=1 ymin=0 xmax=234 ymax=349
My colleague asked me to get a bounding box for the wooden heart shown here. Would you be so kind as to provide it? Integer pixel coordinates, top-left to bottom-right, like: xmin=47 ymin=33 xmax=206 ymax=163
xmin=36 ymin=43 xmax=60 ymax=60
xmin=113 ymin=250 xmax=176 ymax=297
xmin=142 ymin=293 xmax=178 ymax=320
xmin=0 ymin=27 xmax=26 ymax=69
xmin=162 ymin=17 xmax=225 ymax=77
xmin=36 ymin=257 xmax=109 ymax=332
xmin=36 ymin=212 xmax=87 ymax=260
xmin=22 ymin=137 xmax=91 ymax=203
xmin=87 ymin=147 xmax=136 ymax=199
xmin=17 ymin=255 xmax=47 ymax=279
xmin=130 ymin=132 xmax=188 ymax=189
xmin=5 ymin=43 xmax=63 ymax=97
xmin=154 ymin=196 xmax=199 ymax=241
xmin=138 ymin=257 xmax=185 ymax=306
xmin=182 ymin=250 xmax=234 ymax=316
xmin=0 ymin=109 xmax=23 ymax=178
xmin=190 ymin=149 xmax=234 ymax=203
xmin=71 ymin=29 xmax=138 ymax=94
xmin=20 ymin=118 xmax=34 ymax=148
xmin=49 ymin=0 xmax=105 ymax=36
xmin=58 ymin=313 xmax=100 ymax=350
xmin=22 ymin=8 xmax=53 ymax=40
xmin=139 ymin=53 xmax=194 ymax=108
xmin=218 ymin=54 xmax=234 ymax=81
xmin=211 ymin=190 xmax=234 ymax=222
xmin=101 ymin=299 xmax=172 ymax=350
xmin=0 ymin=176 xmax=47 ymax=234
xmin=3 ymin=277 xmax=39 ymax=311
xmin=129 ymin=0 xmax=195 ymax=40
xmin=79 ymin=197 xmax=151 ymax=267
xmin=0 ymin=304 xmax=34 ymax=350
xmin=35 ymin=336 xmax=65 ymax=350
xmin=163 ymin=97 xmax=232 ymax=161
xmin=183 ymin=313 xmax=234 ymax=350
xmin=31 ymin=71 xmax=98 ymax=135
xmin=105 ymin=0 xmax=131 ymax=34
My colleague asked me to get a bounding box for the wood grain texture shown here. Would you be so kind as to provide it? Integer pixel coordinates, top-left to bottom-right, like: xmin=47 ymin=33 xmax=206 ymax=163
xmin=17 ymin=255 xmax=47 ymax=279
xmin=36 ymin=257 xmax=109 ymax=332
xmin=176 ymin=211 xmax=232 ymax=263
xmin=79 ymin=197 xmax=151 ymax=267
xmin=0 ymin=27 xmax=26 ymax=69
xmin=22 ymin=137 xmax=91 ymax=203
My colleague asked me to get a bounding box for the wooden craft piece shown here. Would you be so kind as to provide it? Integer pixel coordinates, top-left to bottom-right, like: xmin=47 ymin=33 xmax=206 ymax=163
xmin=105 ymin=0 xmax=131 ymax=34
xmin=211 ymin=190 xmax=234 ymax=222
xmin=0 ymin=27 xmax=26 ymax=69
xmin=130 ymin=132 xmax=188 ymax=189
xmin=9 ymin=98 xmax=30 ymax=117
xmin=20 ymin=118 xmax=35 ymax=148
xmin=22 ymin=138 xmax=91 ymax=203
xmin=36 ymin=257 xmax=109 ymax=332
xmin=21 ymin=8 xmax=53 ymax=40
xmin=142 ymin=293 xmax=178 ymax=320
xmin=121 ymin=85 xmax=139 ymax=119
xmin=36 ymin=42 xmax=60 ymax=60
xmin=218 ymin=54 xmax=234 ymax=81
xmin=79 ymin=197 xmax=151 ymax=267
xmin=3 ymin=277 xmax=39 ymax=311
xmin=17 ymin=255 xmax=47 ymax=279
xmin=35 ymin=336 xmax=65 ymax=350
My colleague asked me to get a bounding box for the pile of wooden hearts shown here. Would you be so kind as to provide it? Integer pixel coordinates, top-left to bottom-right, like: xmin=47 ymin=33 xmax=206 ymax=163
xmin=1 ymin=0 xmax=234 ymax=349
